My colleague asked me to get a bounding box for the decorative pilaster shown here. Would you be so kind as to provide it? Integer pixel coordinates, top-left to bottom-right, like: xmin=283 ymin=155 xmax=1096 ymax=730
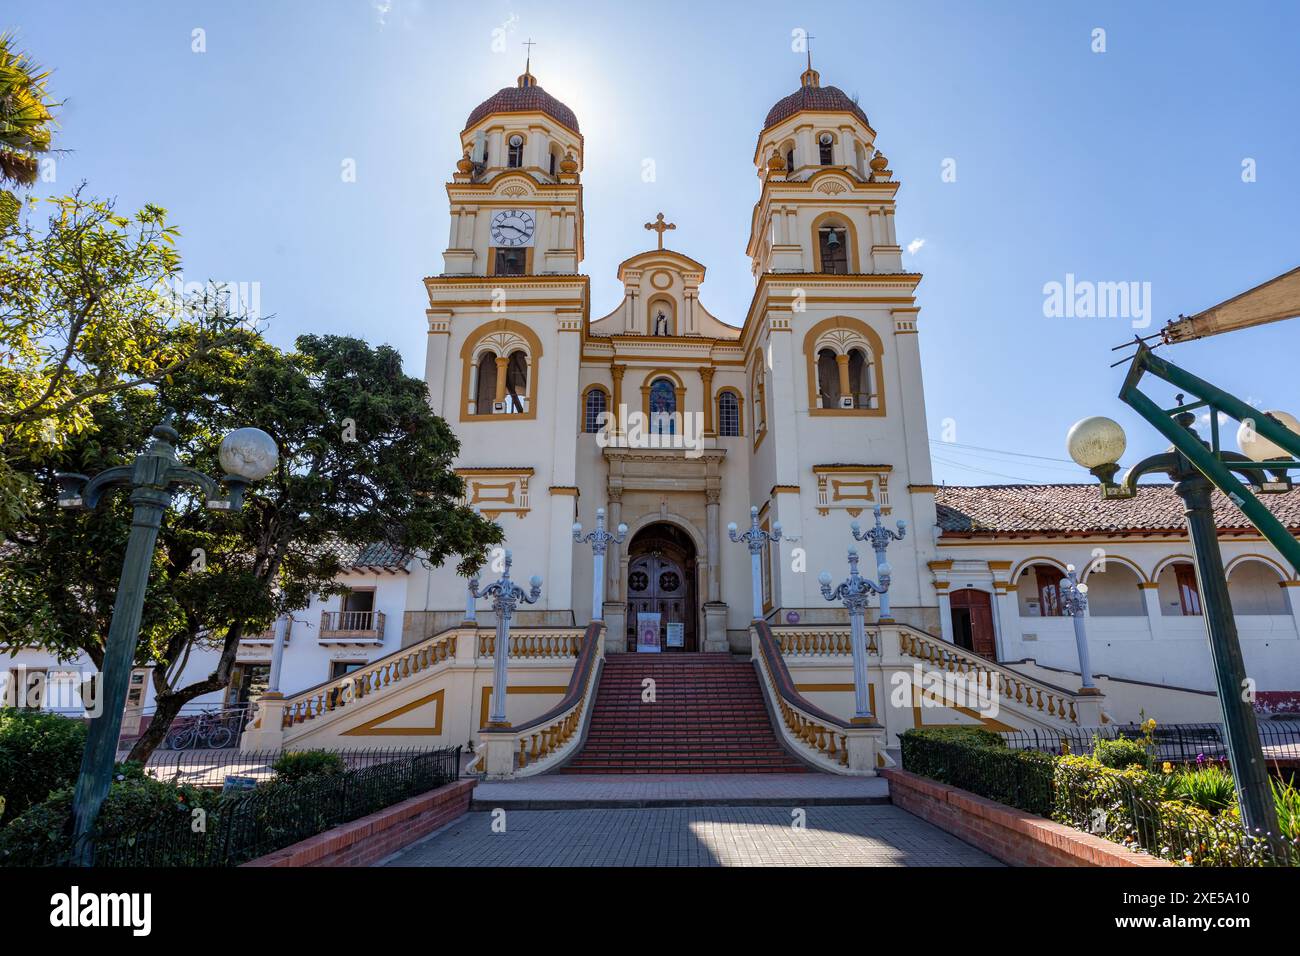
xmin=700 ymin=367 xmax=716 ymax=437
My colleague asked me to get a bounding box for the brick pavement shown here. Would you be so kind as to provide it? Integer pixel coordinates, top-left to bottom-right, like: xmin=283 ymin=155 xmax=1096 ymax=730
xmin=381 ymin=803 xmax=1001 ymax=867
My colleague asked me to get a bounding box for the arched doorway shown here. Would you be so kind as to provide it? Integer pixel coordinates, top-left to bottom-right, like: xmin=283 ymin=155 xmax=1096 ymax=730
xmin=625 ymin=522 xmax=698 ymax=652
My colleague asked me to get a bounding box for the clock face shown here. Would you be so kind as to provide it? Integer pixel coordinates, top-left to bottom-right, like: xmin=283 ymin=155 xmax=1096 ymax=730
xmin=490 ymin=209 xmax=535 ymax=247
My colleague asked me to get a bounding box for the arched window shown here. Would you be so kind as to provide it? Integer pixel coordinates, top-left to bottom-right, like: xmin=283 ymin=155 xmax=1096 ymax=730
xmin=818 ymin=132 xmax=834 ymax=165
xmin=718 ymin=390 xmax=741 ymax=437
xmin=818 ymin=225 xmax=848 ymax=274
xmin=474 ymin=352 xmax=497 ymax=414
xmin=649 ymin=378 xmax=676 ymax=435
xmin=817 ymin=348 xmax=841 ymax=408
xmin=549 ymin=145 xmax=560 ymax=176
xmin=1228 ymin=560 xmax=1292 ymax=615
xmin=751 ymin=362 xmax=767 ymax=440
xmin=460 ymin=320 xmax=543 ymax=422
xmin=507 ymin=134 xmax=524 ymax=168
xmin=583 ymin=387 xmax=608 ymax=433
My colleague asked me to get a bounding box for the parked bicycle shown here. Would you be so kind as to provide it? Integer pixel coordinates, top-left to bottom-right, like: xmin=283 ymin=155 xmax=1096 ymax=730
xmin=166 ymin=706 xmax=247 ymax=750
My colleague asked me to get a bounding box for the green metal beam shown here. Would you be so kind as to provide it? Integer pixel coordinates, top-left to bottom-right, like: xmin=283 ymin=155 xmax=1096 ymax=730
xmin=1118 ymin=347 xmax=1300 ymax=575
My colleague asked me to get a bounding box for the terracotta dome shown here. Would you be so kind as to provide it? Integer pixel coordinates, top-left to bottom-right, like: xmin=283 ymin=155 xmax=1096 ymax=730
xmin=464 ymin=72 xmax=579 ymax=135
xmin=762 ymin=70 xmax=869 ymax=132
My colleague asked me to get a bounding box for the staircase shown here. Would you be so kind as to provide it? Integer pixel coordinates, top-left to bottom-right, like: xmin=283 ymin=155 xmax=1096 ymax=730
xmin=562 ymin=653 xmax=810 ymax=774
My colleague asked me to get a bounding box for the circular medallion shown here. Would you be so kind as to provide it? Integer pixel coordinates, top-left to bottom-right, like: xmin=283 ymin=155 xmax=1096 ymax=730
xmin=650 ymin=270 xmax=673 ymax=290
xmin=658 ymin=571 xmax=680 ymax=592
xmin=629 ymin=570 xmax=649 ymax=592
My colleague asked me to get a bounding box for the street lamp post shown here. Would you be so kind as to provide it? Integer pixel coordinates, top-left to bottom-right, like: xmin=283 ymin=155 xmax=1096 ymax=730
xmin=818 ymin=547 xmax=889 ymax=723
xmin=469 ymin=550 xmax=542 ymax=726
xmin=1067 ymin=408 xmax=1281 ymax=839
xmin=1058 ymin=565 xmax=1097 ymax=692
xmin=56 ymin=418 xmax=278 ymax=864
xmin=572 ymin=507 xmax=628 ymax=622
xmin=728 ymin=505 xmax=788 ymax=622
xmin=851 ymin=504 xmax=907 ymax=621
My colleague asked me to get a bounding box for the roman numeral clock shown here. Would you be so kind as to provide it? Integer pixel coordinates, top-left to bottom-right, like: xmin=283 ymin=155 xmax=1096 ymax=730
xmin=490 ymin=209 xmax=535 ymax=247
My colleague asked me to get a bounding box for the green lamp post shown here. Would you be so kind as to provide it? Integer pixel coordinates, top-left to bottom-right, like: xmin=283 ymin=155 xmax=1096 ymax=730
xmin=1066 ymin=408 xmax=1283 ymax=842
xmin=57 ymin=418 xmax=278 ymax=864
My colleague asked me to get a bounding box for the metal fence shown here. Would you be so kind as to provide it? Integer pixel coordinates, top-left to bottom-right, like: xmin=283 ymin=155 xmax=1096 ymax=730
xmin=37 ymin=746 xmax=462 ymax=868
xmin=135 ymin=746 xmax=440 ymax=788
xmin=1000 ymin=721 xmax=1300 ymax=768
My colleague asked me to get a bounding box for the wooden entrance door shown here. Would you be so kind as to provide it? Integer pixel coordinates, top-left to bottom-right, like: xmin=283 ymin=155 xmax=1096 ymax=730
xmin=949 ymin=588 xmax=997 ymax=659
xmin=625 ymin=551 xmax=696 ymax=652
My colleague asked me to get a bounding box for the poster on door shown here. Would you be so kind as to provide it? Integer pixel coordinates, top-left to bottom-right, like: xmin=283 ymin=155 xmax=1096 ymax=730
xmin=665 ymin=622 xmax=684 ymax=648
xmin=636 ymin=613 xmax=662 ymax=653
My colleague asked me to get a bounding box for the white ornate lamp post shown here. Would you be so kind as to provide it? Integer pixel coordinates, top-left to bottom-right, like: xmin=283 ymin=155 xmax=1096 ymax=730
xmin=573 ymin=507 xmax=627 ymax=622
xmin=56 ymin=418 xmax=277 ymax=863
xmin=818 ymin=547 xmax=890 ymax=723
xmin=1059 ymin=565 xmax=1097 ymax=692
xmin=728 ymin=505 xmax=786 ymax=621
xmin=470 ymin=550 xmax=542 ymax=727
xmin=851 ymin=504 xmax=907 ymax=622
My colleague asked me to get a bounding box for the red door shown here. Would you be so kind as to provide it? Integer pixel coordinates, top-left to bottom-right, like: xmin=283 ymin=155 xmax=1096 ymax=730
xmin=949 ymin=588 xmax=997 ymax=659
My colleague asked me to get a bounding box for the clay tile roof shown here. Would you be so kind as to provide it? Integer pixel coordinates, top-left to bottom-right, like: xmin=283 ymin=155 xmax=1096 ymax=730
xmin=934 ymin=483 xmax=1300 ymax=536
xmin=763 ymin=84 xmax=869 ymax=132
xmin=337 ymin=542 xmax=410 ymax=571
xmin=465 ymin=82 xmax=579 ymax=135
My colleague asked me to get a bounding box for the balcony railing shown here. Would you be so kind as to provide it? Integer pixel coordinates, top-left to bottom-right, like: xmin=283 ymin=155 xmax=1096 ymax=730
xmin=319 ymin=610 xmax=386 ymax=644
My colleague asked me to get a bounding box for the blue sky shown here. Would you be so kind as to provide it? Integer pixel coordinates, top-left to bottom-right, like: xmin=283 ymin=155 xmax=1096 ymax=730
xmin=14 ymin=0 xmax=1300 ymax=484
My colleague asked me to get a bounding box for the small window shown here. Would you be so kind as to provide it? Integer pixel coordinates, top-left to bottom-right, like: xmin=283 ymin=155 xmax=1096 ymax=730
xmin=785 ymin=147 xmax=795 ymax=173
xmin=475 ymin=352 xmax=497 ymax=413
xmin=818 ymin=226 xmax=848 ymax=274
xmin=330 ymin=660 xmax=365 ymax=681
xmin=504 ymin=350 xmax=527 ymax=413
xmin=583 ymin=388 xmax=607 ymax=433
xmin=549 ymin=148 xmax=558 ymax=176
xmin=494 ymin=248 xmax=526 ymax=276
xmin=507 ymin=134 xmax=524 ymax=168
xmin=817 ymin=348 xmax=840 ymax=408
xmin=818 ymin=133 xmax=834 ymax=165
xmin=718 ymin=391 xmax=740 ymax=437
xmin=847 ymin=348 xmax=871 ymax=409
xmin=1175 ymin=563 xmax=1203 ymax=616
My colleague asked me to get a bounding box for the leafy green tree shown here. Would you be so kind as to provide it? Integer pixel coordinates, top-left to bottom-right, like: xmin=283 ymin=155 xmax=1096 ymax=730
xmin=1 ymin=330 xmax=501 ymax=762
xmin=0 ymin=190 xmax=251 ymax=534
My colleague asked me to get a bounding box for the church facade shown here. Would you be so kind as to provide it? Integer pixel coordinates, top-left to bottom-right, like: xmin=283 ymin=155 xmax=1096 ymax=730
xmin=8 ymin=62 xmax=1300 ymax=736
xmin=408 ymin=60 xmax=943 ymax=659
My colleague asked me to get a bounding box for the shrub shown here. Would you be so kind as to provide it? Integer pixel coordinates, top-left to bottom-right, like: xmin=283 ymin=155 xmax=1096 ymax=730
xmin=1172 ymin=766 xmax=1237 ymax=816
xmin=0 ymin=769 xmax=218 ymax=866
xmin=0 ymin=711 xmax=87 ymax=826
xmin=899 ymin=728 xmax=1055 ymax=815
xmin=1092 ymin=735 xmax=1151 ymax=771
xmin=272 ymin=750 xmax=346 ymax=783
xmin=907 ymin=726 xmax=1007 ymax=748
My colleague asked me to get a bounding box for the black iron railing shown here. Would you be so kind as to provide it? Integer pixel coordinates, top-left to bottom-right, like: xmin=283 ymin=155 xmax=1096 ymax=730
xmin=1000 ymin=721 xmax=1300 ymax=767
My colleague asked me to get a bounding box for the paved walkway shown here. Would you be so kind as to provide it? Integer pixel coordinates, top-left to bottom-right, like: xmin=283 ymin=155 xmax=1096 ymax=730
xmin=471 ymin=772 xmax=890 ymax=808
xmin=382 ymin=804 xmax=1000 ymax=867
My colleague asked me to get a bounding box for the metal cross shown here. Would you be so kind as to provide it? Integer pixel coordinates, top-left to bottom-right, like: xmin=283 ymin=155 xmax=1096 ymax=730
xmin=522 ymin=38 xmax=536 ymax=73
xmin=644 ymin=212 xmax=675 ymax=250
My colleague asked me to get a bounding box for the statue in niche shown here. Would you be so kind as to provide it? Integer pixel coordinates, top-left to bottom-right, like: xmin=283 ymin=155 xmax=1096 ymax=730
xmin=653 ymin=310 xmax=669 ymax=336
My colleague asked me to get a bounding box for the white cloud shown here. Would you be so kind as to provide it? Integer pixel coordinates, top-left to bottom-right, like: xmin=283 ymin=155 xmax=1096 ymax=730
xmin=906 ymin=238 xmax=926 ymax=255
xmin=372 ymin=0 xmax=394 ymax=25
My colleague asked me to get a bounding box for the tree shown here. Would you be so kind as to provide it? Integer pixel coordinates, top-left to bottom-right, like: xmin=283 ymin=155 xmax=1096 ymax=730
xmin=0 ymin=30 xmax=58 ymax=226
xmin=0 ymin=330 xmax=502 ymax=762
xmin=0 ymin=190 xmax=252 ymax=535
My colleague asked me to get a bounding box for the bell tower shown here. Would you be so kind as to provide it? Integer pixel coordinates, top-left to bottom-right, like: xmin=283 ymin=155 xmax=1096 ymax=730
xmin=409 ymin=59 xmax=590 ymax=634
xmin=443 ymin=61 xmax=584 ymax=277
